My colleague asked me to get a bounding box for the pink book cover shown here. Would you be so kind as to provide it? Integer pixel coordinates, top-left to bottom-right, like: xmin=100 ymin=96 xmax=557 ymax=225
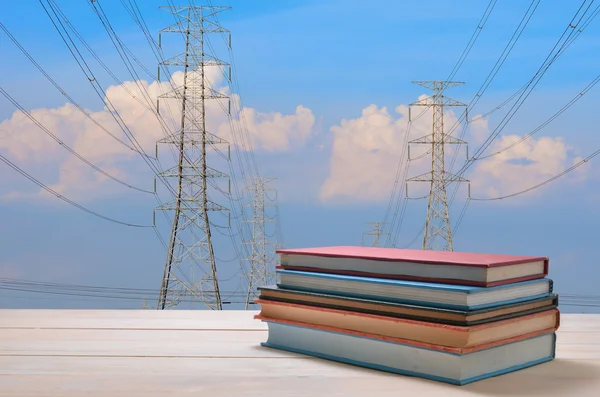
xmin=276 ymin=246 xmax=549 ymax=287
xmin=254 ymin=314 xmax=559 ymax=355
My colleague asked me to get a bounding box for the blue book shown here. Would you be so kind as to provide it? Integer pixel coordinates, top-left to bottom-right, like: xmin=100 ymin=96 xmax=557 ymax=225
xmin=259 ymin=318 xmax=556 ymax=386
xmin=276 ymin=269 xmax=553 ymax=310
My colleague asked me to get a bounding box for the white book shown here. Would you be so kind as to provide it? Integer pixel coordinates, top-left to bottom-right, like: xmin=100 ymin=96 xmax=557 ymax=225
xmin=259 ymin=318 xmax=556 ymax=385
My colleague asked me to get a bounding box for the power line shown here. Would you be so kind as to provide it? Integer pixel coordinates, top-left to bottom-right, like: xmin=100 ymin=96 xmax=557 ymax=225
xmin=202 ymin=0 xmax=285 ymax=248
xmin=465 ymin=1 xmax=596 ymax=164
xmin=0 ymin=86 xmax=154 ymax=194
xmin=36 ymin=0 xmax=170 ymax=192
xmin=0 ymin=277 xmax=250 ymax=304
xmin=86 ymin=0 xmax=177 ymax=139
xmin=442 ymin=69 xmax=600 ymax=233
xmin=473 ymin=73 xmax=600 ymax=161
xmin=1 ymin=276 xmax=599 ymax=308
xmin=86 ymin=0 xmax=243 ymax=261
xmin=37 ymin=0 xmax=212 ymax=225
xmin=450 ymin=1 xmax=600 ymax=232
xmin=0 ymin=153 xmax=152 ymax=228
xmin=134 ymin=0 xmax=265 ymax=308
xmin=4 ymin=2 xmax=183 ymax=235
xmin=441 ymin=0 xmax=544 ymax=210
xmin=93 ymin=1 xmax=262 ymax=289
xmin=432 ymin=0 xmax=545 ymax=219
xmin=382 ymin=0 xmax=499 ymax=247
xmin=3 ymin=6 xmax=185 ymax=237
xmin=170 ymin=0 xmax=285 ymax=305
xmin=469 ymin=147 xmax=596 ymax=201
xmin=449 ymin=0 xmax=598 ymax=185
xmin=0 ymin=21 xmax=144 ymax=156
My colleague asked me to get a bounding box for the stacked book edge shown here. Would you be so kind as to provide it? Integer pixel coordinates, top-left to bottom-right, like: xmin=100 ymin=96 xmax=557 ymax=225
xmin=254 ymin=245 xmax=559 ymax=386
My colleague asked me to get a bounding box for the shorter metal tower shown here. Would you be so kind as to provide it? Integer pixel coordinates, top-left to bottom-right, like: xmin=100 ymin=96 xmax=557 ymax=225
xmin=362 ymin=222 xmax=388 ymax=247
xmin=406 ymin=81 xmax=468 ymax=252
xmin=243 ymin=177 xmax=278 ymax=308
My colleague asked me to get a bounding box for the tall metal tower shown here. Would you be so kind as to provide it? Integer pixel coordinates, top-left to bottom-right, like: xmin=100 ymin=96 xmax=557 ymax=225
xmin=406 ymin=81 xmax=468 ymax=252
xmin=155 ymin=5 xmax=232 ymax=310
xmin=362 ymin=222 xmax=388 ymax=247
xmin=243 ymin=177 xmax=277 ymax=309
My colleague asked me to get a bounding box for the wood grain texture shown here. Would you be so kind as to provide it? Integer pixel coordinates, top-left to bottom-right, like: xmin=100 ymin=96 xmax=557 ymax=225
xmin=0 ymin=310 xmax=599 ymax=396
xmin=0 ymin=309 xmax=265 ymax=330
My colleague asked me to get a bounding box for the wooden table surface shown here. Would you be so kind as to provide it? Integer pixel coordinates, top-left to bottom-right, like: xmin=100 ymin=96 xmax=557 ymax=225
xmin=0 ymin=310 xmax=599 ymax=396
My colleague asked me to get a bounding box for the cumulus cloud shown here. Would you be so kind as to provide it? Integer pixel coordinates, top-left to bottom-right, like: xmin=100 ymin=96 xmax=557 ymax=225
xmin=468 ymin=134 xmax=588 ymax=199
xmin=319 ymin=101 xmax=464 ymax=203
xmin=0 ymin=68 xmax=315 ymax=201
xmin=468 ymin=114 xmax=490 ymax=146
xmin=319 ymin=98 xmax=587 ymax=204
xmin=216 ymin=104 xmax=314 ymax=153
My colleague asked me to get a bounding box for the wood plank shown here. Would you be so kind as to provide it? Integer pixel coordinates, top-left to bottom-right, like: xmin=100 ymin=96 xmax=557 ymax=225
xmin=556 ymin=332 xmax=600 ymax=345
xmin=1 ymin=315 xmax=599 ymax=359
xmin=2 ymin=311 xmax=597 ymax=331
xmin=555 ymin=314 xmax=600 ymax=331
xmin=0 ymin=356 xmax=599 ymax=396
xmin=1 ymin=330 xmax=598 ymax=358
xmin=0 ymin=309 xmax=265 ymax=330
xmin=1 ymin=311 xmax=600 ymax=395
xmin=0 ymin=328 xmax=291 ymax=358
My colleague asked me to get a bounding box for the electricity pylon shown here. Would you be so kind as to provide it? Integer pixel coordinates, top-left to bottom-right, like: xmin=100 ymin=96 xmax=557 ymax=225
xmin=406 ymin=81 xmax=468 ymax=252
xmin=362 ymin=222 xmax=388 ymax=247
xmin=155 ymin=5 xmax=232 ymax=310
xmin=243 ymin=177 xmax=278 ymax=309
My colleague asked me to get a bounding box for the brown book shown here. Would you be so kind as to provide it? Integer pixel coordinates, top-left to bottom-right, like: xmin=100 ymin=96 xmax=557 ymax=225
xmin=258 ymin=285 xmax=558 ymax=326
xmin=255 ymin=298 xmax=560 ymax=349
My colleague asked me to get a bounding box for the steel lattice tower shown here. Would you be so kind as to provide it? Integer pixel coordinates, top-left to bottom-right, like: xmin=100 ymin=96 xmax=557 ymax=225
xmin=243 ymin=177 xmax=277 ymax=309
xmin=407 ymin=81 xmax=468 ymax=252
xmin=362 ymin=222 xmax=388 ymax=247
xmin=155 ymin=5 xmax=231 ymax=310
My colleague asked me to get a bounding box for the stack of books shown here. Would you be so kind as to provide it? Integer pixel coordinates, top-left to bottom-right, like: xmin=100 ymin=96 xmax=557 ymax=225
xmin=254 ymin=246 xmax=559 ymax=386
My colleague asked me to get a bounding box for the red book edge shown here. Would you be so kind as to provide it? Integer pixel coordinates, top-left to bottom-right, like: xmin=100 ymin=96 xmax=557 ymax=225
xmin=274 ymin=264 xmax=547 ymax=287
xmin=276 ymin=246 xmax=550 ymax=270
xmin=255 ymin=314 xmax=558 ymax=355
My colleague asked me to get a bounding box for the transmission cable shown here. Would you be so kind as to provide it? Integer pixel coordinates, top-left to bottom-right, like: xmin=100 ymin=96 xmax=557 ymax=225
xmin=449 ymin=1 xmax=599 ymax=232
xmin=382 ymin=0 xmax=499 ymax=246
xmin=0 ymin=21 xmax=143 ymax=156
xmin=0 ymin=153 xmax=152 ymax=227
xmin=0 ymin=86 xmax=154 ymax=194
xmin=466 ymin=1 xmax=596 ymax=163
xmin=474 ymin=72 xmax=600 ymax=160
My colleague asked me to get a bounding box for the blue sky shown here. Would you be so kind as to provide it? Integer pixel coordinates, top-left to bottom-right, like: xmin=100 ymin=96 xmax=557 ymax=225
xmin=1 ymin=0 xmax=599 ymax=311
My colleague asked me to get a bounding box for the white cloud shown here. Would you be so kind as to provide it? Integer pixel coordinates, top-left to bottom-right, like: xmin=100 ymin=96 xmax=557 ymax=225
xmin=218 ymin=105 xmax=315 ymax=152
xmin=468 ymin=134 xmax=589 ymax=200
xmin=319 ymin=102 xmax=463 ymax=203
xmin=0 ymin=68 xmax=315 ymax=201
xmin=468 ymin=114 xmax=490 ymax=146
xmin=319 ymin=100 xmax=588 ymax=204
